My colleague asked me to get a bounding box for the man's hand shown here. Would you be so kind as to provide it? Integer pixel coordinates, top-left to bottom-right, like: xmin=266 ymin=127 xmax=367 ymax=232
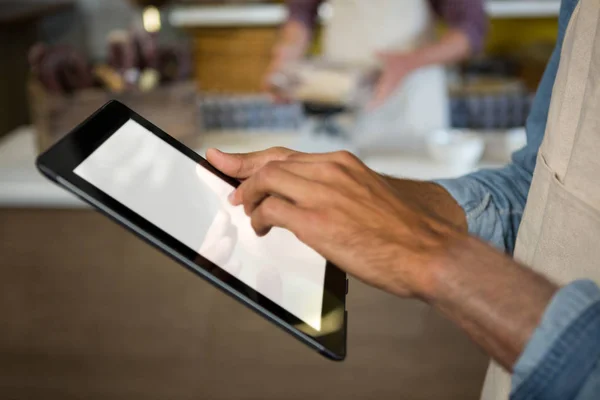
xmin=208 ymin=147 xmax=462 ymax=298
xmin=207 ymin=147 xmax=559 ymax=370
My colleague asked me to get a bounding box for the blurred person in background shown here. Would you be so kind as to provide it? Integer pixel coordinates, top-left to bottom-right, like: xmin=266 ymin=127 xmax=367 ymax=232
xmin=263 ymin=0 xmax=487 ymax=152
xmin=208 ymin=0 xmax=600 ymax=399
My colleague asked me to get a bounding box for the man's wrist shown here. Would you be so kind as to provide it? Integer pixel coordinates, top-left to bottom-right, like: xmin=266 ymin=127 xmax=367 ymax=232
xmin=422 ymin=234 xmax=481 ymax=302
xmin=415 ymin=228 xmax=473 ymax=302
xmin=381 ymin=176 xmax=468 ymax=232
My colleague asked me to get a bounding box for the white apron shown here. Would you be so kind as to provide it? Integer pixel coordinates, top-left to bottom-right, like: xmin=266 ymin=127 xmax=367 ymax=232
xmin=322 ymin=0 xmax=450 ymax=153
xmin=481 ymin=0 xmax=600 ymax=398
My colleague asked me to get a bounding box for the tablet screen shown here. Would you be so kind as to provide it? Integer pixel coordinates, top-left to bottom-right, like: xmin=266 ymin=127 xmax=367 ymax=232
xmin=74 ymin=119 xmax=326 ymax=331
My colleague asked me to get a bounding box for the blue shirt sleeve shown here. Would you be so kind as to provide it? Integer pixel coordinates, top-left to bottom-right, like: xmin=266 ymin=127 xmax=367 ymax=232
xmin=510 ymin=280 xmax=600 ymax=400
xmin=435 ymin=1 xmax=600 ymax=398
xmin=434 ymin=0 xmax=577 ymax=255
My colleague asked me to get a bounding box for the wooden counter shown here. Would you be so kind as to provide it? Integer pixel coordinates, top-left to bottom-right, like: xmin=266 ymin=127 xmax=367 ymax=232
xmin=0 ymin=207 xmax=487 ymax=399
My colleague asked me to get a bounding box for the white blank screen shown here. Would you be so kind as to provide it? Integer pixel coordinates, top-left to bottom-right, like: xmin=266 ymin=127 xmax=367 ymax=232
xmin=74 ymin=119 xmax=326 ymax=330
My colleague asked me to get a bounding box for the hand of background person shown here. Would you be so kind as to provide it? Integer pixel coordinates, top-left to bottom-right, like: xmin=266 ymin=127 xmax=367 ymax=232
xmin=206 ymin=147 xmax=462 ymax=299
xmin=262 ymin=44 xmax=304 ymax=103
xmin=368 ymin=52 xmax=416 ymax=110
xmin=262 ymin=20 xmax=312 ymax=102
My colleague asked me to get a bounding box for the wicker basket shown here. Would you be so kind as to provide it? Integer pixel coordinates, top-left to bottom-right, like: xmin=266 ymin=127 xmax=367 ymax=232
xmin=191 ymin=27 xmax=279 ymax=93
xmin=29 ymin=80 xmax=200 ymax=153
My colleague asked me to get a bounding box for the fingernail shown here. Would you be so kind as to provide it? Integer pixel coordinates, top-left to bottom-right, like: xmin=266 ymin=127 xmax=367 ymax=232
xmin=228 ymin=190 xmax=236 ymax=204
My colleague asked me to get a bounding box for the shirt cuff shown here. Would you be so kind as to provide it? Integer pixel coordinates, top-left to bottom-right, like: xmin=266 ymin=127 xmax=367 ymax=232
xmin=435 ymin=177 xmax=482 ymax=234
xmin=434 ymin=176 xmax=504 ymax=248
xmin=512 ymin=280 xmax=600 ymax=394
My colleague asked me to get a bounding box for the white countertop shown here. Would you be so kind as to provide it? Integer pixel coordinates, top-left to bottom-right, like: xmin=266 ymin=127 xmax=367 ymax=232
xmin=169 ymin=1 xmax=561 ymax=28
xmin=0 ymin=126 xmax=504 ymax=208
xmin=486 ymin=1 xmax=561 ymax=18
xmin=0 ymin=127 xmax=85 ymax=208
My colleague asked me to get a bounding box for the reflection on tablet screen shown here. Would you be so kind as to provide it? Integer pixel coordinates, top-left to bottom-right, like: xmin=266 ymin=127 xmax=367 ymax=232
xmin=74 ymin=119 xmax=327 ymax=331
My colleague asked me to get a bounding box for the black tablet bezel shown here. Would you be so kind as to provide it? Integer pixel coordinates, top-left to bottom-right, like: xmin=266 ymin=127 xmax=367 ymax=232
xmin=36 ymin=100 xmax=347 ymax=361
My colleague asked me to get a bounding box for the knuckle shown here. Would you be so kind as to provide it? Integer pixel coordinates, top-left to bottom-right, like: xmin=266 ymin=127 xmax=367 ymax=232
xmin=284 ymin=149 xmax=302 ymax=158
xmin=250 ymin=215 xmax=263 ymax=234
xmin=272 ymin=146 xmax=293 ymax=159
xmin=265 ymin=160 xmax=282 ymax=171
xmin=336 ymin=150 xmax=359 ymax=165
xmin=243 ymin=202 xmax=253 ymax=216
xmin=322 ymin=162 xmax=347 ymax=179
xmin=323 ymin=161 xmax=341 ymax=173
xmin=252 ymin=200 xmax=280 ymax=235
xmin=234 ymin=183 xmax=246 ymax=202
xmin=260 ymin=198 xmax=277 ymax=218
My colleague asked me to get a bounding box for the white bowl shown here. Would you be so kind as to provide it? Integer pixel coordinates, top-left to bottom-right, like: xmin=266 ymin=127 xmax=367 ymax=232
xmin=426 ymin=129 xmax=485 ymax=167
xmin=481 ymin=128 xmax=527 ymax=162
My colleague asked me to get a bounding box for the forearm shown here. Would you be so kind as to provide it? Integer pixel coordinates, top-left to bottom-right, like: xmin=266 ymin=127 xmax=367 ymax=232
xmin=384 ymin=175 xmax=558 ymax=369
xmin=403 ymin=29 xmax=472 ymax=71
xmin=425 ymin=235 xmax=559 ymax=370
xmin=272 ymin=20 xmax=313 ymax=62
xmin=264 ymin=20 xmax=313 ymax=92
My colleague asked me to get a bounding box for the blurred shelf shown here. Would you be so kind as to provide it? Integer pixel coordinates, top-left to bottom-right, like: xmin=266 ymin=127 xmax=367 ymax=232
xmin=170 ymin=4 xmax=287 ymax=27
xmin=170 ymin=1 xmax=560 ymax=28
xmin=487 ymin=1 xmax=561 ymax=18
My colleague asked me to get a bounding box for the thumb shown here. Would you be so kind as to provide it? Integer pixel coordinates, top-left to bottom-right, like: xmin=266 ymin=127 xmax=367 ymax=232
xmin=206 ymin=147 xmax=297 ymax=179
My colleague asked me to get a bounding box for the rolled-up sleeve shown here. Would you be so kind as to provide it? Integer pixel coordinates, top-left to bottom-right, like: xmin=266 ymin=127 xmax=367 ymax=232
xmin=430 ymin=0 xmax=489 ymax=52
xmin=286 ymin=0 xmax=323 ymax=30
xmin=434 ymin=0 xmax=578 ymax=254
xmin=434 ymin=44 xmax=558 ymax=252
xmin=511 ymin=280 xmax=600 ymax=400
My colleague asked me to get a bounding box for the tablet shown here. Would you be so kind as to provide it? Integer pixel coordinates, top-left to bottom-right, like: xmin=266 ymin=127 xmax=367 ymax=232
xmin=36 ymin=100 xmax=347 ymax=361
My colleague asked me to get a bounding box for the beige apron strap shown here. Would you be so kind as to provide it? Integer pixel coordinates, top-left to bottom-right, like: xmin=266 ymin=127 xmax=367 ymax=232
xmin=542 ymin=0 xmax=599 ymax=180
xmin=481 ymin=1 xmax=599 ymax=399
